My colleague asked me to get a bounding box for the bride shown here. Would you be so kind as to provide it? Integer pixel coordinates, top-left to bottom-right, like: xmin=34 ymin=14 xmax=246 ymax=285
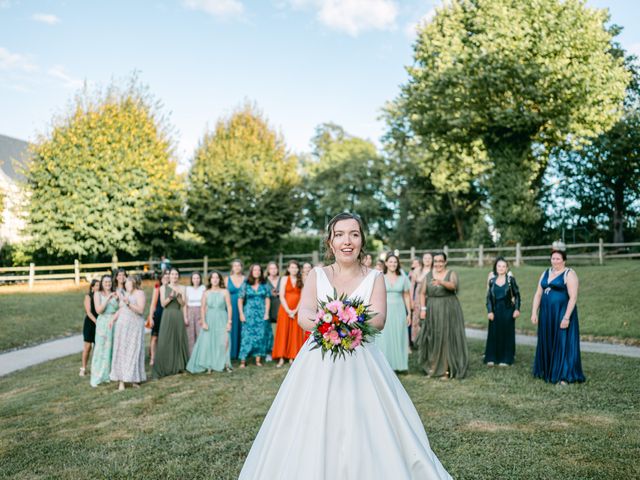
xmin=239 ymin=213 xmax=452 ymax=479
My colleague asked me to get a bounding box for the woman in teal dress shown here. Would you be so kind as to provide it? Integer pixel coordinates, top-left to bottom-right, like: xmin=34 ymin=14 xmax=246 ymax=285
xmin=90 ymin=275 xmax=120 ymax=387
xmin=187 ymin=271 xmax=233 ymax=373
xmin=227 ymin=260 xmax=245 ymax=360
xmin=152 ymin=268 xmax=189 ymax=378
xmin=238 ymin=264 xmax=271 ymax=368
xmin=376 ymin=254 xmax=411 ymax=372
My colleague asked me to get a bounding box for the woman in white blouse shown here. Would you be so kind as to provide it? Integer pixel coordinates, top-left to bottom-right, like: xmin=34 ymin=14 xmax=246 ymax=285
xmin=184 ymin=271 xmax=206 ymax=355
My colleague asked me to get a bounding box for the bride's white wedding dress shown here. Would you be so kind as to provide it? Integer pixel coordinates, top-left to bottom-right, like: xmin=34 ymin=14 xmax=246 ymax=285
xmin=239 ymin=267 xmax=452 ymax=479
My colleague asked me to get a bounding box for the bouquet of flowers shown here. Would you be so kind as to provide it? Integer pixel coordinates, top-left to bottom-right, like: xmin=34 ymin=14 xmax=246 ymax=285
xmin=310 ymin=291 xmax=380 ymax=360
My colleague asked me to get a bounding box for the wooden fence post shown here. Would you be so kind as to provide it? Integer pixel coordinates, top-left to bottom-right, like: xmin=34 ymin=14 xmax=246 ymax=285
xmin=478 ymin=244 xmax=484 ymax=267
xmin=443 ymin=245 xmax=449 ymax=259
xmin=515 ymin=243 xmax=522 ymax=267
xmin=203 ymin=255 xmax=208 ymax=279
xmin=28 ymin=262 xmax=35 ymax=289
xmin=410 ymin=246 xmax=416 ymax=260
xmin=312 ymin=250 xmax=319 ymax=265
xmin=74 ymin=259 xmax=80 ymax=285
xmin=599 ymin=238 xmax=604 ymax=265
xmin=111 ymin=253 xmax=118 ymax=271
xmin=278 ymin=253 xmax=283 ymax=273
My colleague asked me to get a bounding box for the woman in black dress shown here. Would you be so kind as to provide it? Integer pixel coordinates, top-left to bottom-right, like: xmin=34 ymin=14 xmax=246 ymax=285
xmin=149 ymin=270 xmax=170 ymax=366
xmin=80 ymin=279 xmax=100 ymax=377
xmin=484 ymin=257 xmax=521 ymax=366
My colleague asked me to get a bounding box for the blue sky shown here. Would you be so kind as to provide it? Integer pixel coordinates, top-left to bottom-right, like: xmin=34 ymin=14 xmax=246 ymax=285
xmin=1 ymin=0 xmax=639 ymax=170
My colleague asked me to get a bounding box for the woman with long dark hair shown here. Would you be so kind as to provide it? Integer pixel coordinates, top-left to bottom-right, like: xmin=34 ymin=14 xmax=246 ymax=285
xmin=271 ymin=260 xmax=304 ymax=367
xmin=238 ymin=264 xmax=271 ymax=368
xmin=484 ymin=257 xmax=521 ymax=366
xmin=376 ymin=253 xmax=411 ymax=372
xmin=90 ymin=275 xmax=119 ymax=387
xmin=227 ymin=259 xmax=245 ymax=360
xmin=184 ymin=271 xmax=206 ymax=355
xmin=79 ymin=279 xmax=100 ymax=377
xmin=148 ymin=269 xmax=170 ymax=366
xmin=187 ymin=271 xmax=233 ymax=373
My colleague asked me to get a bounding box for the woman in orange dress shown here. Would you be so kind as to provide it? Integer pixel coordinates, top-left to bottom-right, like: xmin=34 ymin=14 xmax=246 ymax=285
xmin=272 ymin=260 xmax=305 ymax=367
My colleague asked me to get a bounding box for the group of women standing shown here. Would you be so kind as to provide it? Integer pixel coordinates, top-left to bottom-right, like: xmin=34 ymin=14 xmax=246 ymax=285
xmin=80 ymin=248 xmax=584 ymax=387
xmin=372 ymin=248 xmax=584 ymax=386
xmin=82 ymin=269 xmax=147 ymax=390
xmin=84 ymin=259 xmax=309 ymax=382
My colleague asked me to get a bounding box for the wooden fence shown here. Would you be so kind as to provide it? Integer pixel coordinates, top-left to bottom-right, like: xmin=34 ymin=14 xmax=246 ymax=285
xmin=1 ymin=239 xmax=638 ymax=289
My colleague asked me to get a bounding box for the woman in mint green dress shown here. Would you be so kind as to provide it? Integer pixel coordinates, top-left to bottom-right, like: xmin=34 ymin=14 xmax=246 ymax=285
xmin=376 ymin=254 xmax=412 ymax=372
xmin=187 ymin=271 xmax=233 ymax=373
xmin=90 ymin=275 xmax=120 ymax=387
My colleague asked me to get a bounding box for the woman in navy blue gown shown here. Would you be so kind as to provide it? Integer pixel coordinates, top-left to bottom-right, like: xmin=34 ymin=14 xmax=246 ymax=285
xmin=531 ymin=250 xmax=585 ymax=385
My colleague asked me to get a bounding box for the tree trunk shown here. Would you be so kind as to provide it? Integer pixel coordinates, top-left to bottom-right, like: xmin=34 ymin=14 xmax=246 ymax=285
xmin=484 ymin=132 xmax=541 ymax=244
xmin=447 ymin=192 xmax=465 ymax=242
xmin=612 ymin=178 xmax=625 ymax=243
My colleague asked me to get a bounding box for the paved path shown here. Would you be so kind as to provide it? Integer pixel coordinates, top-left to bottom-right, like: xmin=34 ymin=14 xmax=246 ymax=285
xmin=1 ymin=329 xmax=638 ymax=378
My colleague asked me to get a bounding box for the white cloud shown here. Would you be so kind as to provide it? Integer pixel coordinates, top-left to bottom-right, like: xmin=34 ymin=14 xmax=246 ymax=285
xmin=182 ymin=0 xmax=244 ymax=18
xmin=32 ymin=13 xmax=61 ymax=25
xmin=0 ymin=47 xmax=37 ymax=72
xmin=47 ymin=65 xmax=83 ymax=89
xmin=288 ymin=0 xmax=398 ymax=36
xmin=404 ymin=7 xmax=435 ymax=39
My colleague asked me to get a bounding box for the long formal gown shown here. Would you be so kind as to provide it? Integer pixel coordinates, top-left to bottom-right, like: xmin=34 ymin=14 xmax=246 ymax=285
xmin=239 ymin=282 xmax=271 ymax=361
xmin=533 ymin=268 xmax=585 ymax=384
xmin=185 ymin=285 xmax=206 ymax=355
xmin=376 ymin=272 xmax=410 ymax=371
xmin=410 ymin=274 xmax=424 ymax=344
xmin=271 ymin=276 xmax=304 ymax=360
xmin=90 ymin=294 xmax=119 ymax=387
xmin=417 ymin=271 xmax=468 ymax=379
xmin=239 ymin=267 xmax=452 ymax=479
xmin=110 ymin=294 xmax=146 ymax=383
xmin=152 ymin=286 xmax=189 ymax=378
xmin=187 ymin=291 xmax=230 ymax=373
xmin=228 ymin=277 xmax=243 ymax=360
xmin=484 ymin=274 xmax=519 ymax=365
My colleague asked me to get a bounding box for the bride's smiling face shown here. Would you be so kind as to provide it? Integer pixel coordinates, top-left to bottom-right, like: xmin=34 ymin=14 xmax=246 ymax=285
xmin=330 ymin=219 xmax=362 ymax=263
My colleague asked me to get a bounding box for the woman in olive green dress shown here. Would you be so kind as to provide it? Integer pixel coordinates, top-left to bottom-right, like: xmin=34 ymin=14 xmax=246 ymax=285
xmin=417 ymin=252 xmax=468 ymax=379
xmin=152 ymin=267 xmax=189 ymax=378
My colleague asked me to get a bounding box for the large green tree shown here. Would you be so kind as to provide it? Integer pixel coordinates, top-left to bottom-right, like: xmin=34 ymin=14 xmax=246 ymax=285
xmin=554 ymin=49 xmax=640 ymax=243
xmin=25 ymin=78 xmax=183 ymax=260
xmin=186 ymin=104 xmax=301 ymax=257
xmin=394 ymin=0 xmax=629 ymax=243
xmin=303 ymin=123 xmax=392 ymax=239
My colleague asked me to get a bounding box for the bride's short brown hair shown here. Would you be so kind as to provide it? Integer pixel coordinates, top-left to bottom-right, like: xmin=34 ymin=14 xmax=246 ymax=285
xmin=324 ymin=212 xmax=367 ymax=263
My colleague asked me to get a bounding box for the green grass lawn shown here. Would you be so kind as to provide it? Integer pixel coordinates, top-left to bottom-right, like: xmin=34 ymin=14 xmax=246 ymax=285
xmin=0 ymin=260 xmax=638 ymax=352
xmin=0 ymin=340 xmax=638 ymax=479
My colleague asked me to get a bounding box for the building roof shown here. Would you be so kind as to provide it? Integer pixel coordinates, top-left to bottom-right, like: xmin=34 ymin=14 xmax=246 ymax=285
xmin=0 ymin=133 xmax=30 ymax=182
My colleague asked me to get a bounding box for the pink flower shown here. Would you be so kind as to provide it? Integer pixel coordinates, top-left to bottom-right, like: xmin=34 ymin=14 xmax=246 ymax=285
xmin=350 ymin=328 xmax=363 ymax=348
xmin=339 ymin=306 xmax=358 ymax=325
xmin=315 ymin=310 xmax=325 ymax=324
xmin=325 ymin=300 xmax=342 ymax=314
xmin=327 ymin=330 xmax=342 ymax=345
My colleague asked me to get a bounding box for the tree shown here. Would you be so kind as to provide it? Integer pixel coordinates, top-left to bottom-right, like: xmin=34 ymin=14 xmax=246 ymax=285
xmin=382 ymin=102 xmax=489 ymax=247
xmin=186 ymin=104 xmax=301 ymax=257
xmin=25 ymin=77 xmax=183 ymax=261
xmin=554 ymin=50 xmax=640 ymax=243
xmin=395 ymin=0 xmax=629 ymax=243
xmin=302 ymin=123 xmax=392 ymax=240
